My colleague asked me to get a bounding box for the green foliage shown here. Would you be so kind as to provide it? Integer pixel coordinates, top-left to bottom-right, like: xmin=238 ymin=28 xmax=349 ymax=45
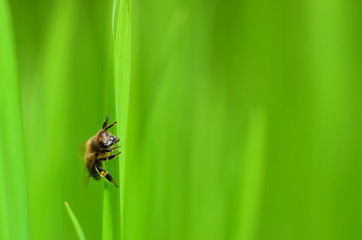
xmin=2 ymin=0 xmax=362 ymax=239
xmin=102 ymin=0 xmax=131 ymax=239
xmin=0 ymin=0 xmax=29 ymax=239
xmin=64 ymin=202 xmax=86 ymax=240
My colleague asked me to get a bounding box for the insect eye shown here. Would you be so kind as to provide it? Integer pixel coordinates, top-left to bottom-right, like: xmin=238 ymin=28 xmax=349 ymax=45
xmin=98 ymin=132 xmax=107 ymax=141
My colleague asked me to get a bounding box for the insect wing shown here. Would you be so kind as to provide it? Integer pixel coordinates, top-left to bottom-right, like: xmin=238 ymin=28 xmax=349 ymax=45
xmin=82 ymin=165 xmax=90 ymax=188
xmin=82 ymin=154 xmax=97 ymax=188
xmin=78 ymin=141 xmax=96 ymax=188
xmin=77 ymin=141 xmax=87 ymax=160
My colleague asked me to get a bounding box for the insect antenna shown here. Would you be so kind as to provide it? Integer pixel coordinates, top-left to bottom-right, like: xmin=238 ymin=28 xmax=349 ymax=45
xmin=102 ymin=116 xmax=109 ymax=130
xmin=104 ymin=121 xmax=117 ymax=131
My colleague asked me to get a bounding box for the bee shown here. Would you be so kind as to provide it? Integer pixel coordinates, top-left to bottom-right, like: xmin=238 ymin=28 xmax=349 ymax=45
xmin=84 ymin=116 xmax=121 ymax=187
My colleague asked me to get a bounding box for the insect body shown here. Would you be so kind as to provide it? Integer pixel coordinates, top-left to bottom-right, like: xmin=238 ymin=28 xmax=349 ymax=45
xmin=84 ymin=116 xmax=121 ymax=187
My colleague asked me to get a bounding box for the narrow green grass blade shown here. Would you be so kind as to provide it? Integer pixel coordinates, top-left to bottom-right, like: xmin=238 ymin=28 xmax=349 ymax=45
xmin=102 ymin=0 xmax=131 ymax=240
xmin=0 ymin=0 xmax=29 ymax=239
xmin=238 ymin=110 xmax=266 ymax=240
xmin=114 ymin=0 xmax=131 ymax=239
xmin=28 ymin=1 xmax=81 ymax=239
xmin=64 ymin=202 xmax=86 ymax=240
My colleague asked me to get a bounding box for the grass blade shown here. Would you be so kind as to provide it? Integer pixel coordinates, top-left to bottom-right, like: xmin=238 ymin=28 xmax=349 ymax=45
xmin=64 ymin=202 xmax=86 ymax=240
xmin=114 ymin=1 xmax=131 ymax=239
xmin=0 ymin=0 xmax=29 ymax=239
xmin=102 ymin=0 xmax=131 ymax=239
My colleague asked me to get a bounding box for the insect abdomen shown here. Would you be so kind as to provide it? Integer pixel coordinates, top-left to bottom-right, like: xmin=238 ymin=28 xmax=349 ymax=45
xmin=90 ymin=167 xmax=102 ymax=180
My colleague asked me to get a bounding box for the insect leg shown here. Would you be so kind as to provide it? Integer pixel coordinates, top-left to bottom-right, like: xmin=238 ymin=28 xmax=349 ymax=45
xmin=95 ymin=166 xmax=118 ymax=187
xmin=104 ymin=145 xmax=121 ymax=152
xmin=97 ymin=152 xmax=121 ymax=161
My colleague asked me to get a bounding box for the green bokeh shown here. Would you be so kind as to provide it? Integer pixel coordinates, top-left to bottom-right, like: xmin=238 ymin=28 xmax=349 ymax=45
xmin=1 ymin=0 xmax=362 ymax=239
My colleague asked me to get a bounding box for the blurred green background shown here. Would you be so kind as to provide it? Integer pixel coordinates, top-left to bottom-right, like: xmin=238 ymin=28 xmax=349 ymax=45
xmin=1 ymin=0 xmax=362 ymax=239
